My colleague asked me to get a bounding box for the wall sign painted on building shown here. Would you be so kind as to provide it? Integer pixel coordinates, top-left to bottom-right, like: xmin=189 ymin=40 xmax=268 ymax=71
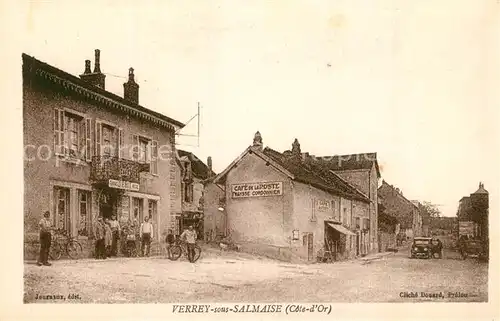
xmin=231 ymin=181 xmax=283 ymax=198
xmin=459 ymin=221 xmax=475 ymax=236
xmin=315 ymin=199 xmax=332 ymax=212
xmin=108 ymin=179 xmax=140 ymax=191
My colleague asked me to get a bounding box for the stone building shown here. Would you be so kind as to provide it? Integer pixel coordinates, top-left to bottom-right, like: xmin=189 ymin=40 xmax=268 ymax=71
xmin=174 ymin=150 xmax=220 ymax=239
xmin=377 ymin=195 xmax=399 ymax=251
xmin=304 ymin=152 xmax=381 ymax=253
xmin=23 ymin=50 xmax=184 ymax=259
xmin=377 ymin=181 xmax=422 ymax=239
xmin=457 ymin=182 xmax=489 ymax=258
xmin=211 ymin=132 xmax=373 ymax=263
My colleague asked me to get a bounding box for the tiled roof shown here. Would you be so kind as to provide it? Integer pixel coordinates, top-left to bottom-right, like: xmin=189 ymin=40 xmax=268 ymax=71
xmin=178 ymin=150 xmax=215 ymax=180
xmin=22 ymin=53 xmax=185 ymax=129
xmin=263 ymin=148 xmax=371 ymax=203
xmin=311 ymin=153 xmax=380 ymax=178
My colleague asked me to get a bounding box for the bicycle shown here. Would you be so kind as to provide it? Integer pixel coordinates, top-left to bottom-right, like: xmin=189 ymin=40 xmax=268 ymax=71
xmin=49 ymin=229 xmax=83 ymax=260
xmin=169 ymin=240 xmax=201 ymax=262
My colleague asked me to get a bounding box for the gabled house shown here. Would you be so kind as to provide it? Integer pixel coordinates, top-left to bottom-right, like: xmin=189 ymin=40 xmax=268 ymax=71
xmin=211 ymin=132 xmax=373 ymax=263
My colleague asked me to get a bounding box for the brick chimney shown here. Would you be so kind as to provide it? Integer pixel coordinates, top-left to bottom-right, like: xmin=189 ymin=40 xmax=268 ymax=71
xmin=80 ymin=49 xmax=106 ymax=89
xmin=123 ymin=67 xmax=139 ymax=104
xmin=251 ymin=131 xmax=263 ymax=151
xmin=207 ymin=156 xmax=213 ymax=171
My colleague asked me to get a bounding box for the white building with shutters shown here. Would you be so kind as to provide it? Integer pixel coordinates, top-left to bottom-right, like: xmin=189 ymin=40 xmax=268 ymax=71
xmin=23 ymin=50 xmax=185 ymax=259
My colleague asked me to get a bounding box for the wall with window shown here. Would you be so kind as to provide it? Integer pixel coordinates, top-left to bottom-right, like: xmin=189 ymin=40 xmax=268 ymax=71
xmin=23 ymin=76 xmax=178 ymax=243
xmin=291 ymin=181 xmax=345 ymax=261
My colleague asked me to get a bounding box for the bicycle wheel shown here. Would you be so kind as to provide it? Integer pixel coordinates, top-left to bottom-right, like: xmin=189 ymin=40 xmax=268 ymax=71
xmin=50 ymin=243 xmax=62 ymax=260
xmin=192 ymin=244 xmax=201 ymax=263
xmin=66 ymin=241 xmax=83 ymax=259
xmin=169 ymin=245 xmax=182 ymax=261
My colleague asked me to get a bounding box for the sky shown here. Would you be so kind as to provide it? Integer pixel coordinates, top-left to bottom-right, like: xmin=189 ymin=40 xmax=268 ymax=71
xmin=17 ymin=0 xmax=499 ymax=217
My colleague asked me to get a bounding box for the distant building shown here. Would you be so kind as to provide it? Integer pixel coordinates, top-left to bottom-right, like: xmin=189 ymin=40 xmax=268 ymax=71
xmin=23 ymin=50 xmax=184 ymax=259
xmin=174 ymin=150 xmax=221 ymax=240
xmin=457 ymin=182 xmax=489 ymax=256
xmin=378 ymin=181 xmax=422 ymax=239
xmin=377 ymin=196 xmax=399 ymax=251
xmin=212 ymin=132 xmax=373 ymax=263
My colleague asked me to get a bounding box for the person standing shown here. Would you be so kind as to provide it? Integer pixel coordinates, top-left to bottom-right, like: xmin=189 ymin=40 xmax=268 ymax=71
xmin=165 ymin=229 xmax=175 ymax=259
xmin=37 ymin=211 xmax=53 ymax=266
xmin=93 ymin=217 xmax=106 ymax=259
xmin=140 ymin=216 xmax=154 ymax=257
xmin=104 ymin=218 xmax=113 ymax=258
xmin=109 ymin=215 xmax=121 ymax=257
xmin=132 ymin=213 xmax=141 ymax=256
xmin=180 ymin=225 xmax=198 ymax=263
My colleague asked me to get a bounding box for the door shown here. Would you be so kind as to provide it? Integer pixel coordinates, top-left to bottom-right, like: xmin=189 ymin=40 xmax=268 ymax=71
xmin=356 ymin=234 xmax=360 ymax=256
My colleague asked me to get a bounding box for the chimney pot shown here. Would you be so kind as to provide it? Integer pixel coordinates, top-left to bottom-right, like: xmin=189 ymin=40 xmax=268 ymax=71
xmin=123 ymin=67 xmax=139 ymax=104
xmin=94 ymin=49 xmax=101 ymax=73
xmin=80 ymin=50 xmax=105 ymax=89
xmin=84 ymin=60 xmax=91 ymax=74
xmin=207 ymin=156 xmax=213 ymax=170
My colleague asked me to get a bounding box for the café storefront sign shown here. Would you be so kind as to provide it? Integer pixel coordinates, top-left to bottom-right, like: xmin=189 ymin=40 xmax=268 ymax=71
xmin=108 ymin=179 xmax=140 ymax=191
xmin=231 ymin=181 xmax=283 ymax=198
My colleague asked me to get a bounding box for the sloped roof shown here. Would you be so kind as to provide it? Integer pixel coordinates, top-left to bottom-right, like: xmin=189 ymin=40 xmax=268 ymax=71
xmin=263 ymin=148 xmax=371 ymax=203
xmin=312 ymin=153 xmax=381 ymax=178
xmin=178 ymin=150 xmax=215 ymax=180
xmin=22 ymin=53 xmax=185 ymax=130
xmin=212 ymin=146 xmax=294 ymax=185
xmin=473 ymin=183 xmax=488 ymax=195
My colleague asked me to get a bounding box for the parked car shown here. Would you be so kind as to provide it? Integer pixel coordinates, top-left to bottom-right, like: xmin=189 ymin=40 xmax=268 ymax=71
xmin=459 ymin=239 xmax=486 ymax=261
xmin=410 ymin=237 xmax=433 ymax=259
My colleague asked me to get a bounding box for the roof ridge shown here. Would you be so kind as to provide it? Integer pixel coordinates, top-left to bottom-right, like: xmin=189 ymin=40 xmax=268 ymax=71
xmin=23 ymin=53 xmax=185 ymax=128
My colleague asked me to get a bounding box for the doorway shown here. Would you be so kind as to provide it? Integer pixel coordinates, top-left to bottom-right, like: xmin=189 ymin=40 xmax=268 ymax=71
xmin=303 ymin=233 xmax=314 ymax=261
xmin=99 ymin=191 xmax=117 ymax=220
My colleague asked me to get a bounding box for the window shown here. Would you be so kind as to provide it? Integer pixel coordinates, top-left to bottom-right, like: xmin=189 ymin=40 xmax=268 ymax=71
xmin=78 ymin=190 xmax=91 ymax=237
xmin=102 ymin=124 xmax=118 ymax=157
xmin=343 ymin=208 xmax=348 ymax=225
xmin=54 ymin=109 xmax=91 ymax=160
xmin=132 ymin=135 xmax=158 ymax=175
xmin=133 ymin=197 xmax=143 ymax=222
xmin=184 ymin=183 xmax=194 ymax=203
xmin=139 ymin=138 xmax=148 ymax=163
xmin=355 ymin=217 xmax=360 ymax=229
xmin=148 ymin=200 xmax=157 ymax=221
xmin=363 ymin=218 xmax=370 ymax=230
xmin=54 ymin=187 xmax=70 ymax=232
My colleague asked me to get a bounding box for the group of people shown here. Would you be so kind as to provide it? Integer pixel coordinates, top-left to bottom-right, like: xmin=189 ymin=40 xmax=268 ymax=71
xmin=430 ymin=237 xmax=443 ymax=258
xmin=36 ymin=210 xmax=199 ymax=265
xmin=94 ymin=214 xmax=155 ymax=259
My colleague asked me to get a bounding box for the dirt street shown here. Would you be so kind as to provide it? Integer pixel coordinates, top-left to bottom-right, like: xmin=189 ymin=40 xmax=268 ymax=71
xmin=24 ymin=247 xmax=487 ymax=303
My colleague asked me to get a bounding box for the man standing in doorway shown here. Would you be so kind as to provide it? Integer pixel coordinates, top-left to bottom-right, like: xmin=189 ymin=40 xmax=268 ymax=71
xmin=109 ymin=215 xmax=121 ymax=257
xmin=180 ymin=225 xmax=197 ymax=263
xmin=140 ymin=216 xmax=154 ymax=257
xmin=37 ymin=211 xmax=53 ymax=266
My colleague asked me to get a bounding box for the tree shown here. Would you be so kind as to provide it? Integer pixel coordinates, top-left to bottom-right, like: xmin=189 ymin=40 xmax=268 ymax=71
xmin=420 ymin=201 xmax=441 ymax=218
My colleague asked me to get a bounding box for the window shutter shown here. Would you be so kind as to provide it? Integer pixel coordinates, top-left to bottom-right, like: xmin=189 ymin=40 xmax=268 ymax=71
xmin=118 ymin=128 xmax=124 ymax=159
xmin=151 ymin=140 xmax=158 ymax=175
xmin=131 ymin=134 xmax=139 ymax=161
xmin=95 ymin=121 xmax=102 ymax=156
xmin=53 ymin=109 xmax=65 ymax=155
xmin=85 ymin=118 xmax=92 ymax=161
xmin=79 ymin=120 xmax=86 ymax=160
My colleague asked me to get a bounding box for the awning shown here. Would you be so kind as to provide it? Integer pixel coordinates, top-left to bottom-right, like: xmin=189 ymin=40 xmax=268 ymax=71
xmin=327 ymin=222 xmax=356 ymax=236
